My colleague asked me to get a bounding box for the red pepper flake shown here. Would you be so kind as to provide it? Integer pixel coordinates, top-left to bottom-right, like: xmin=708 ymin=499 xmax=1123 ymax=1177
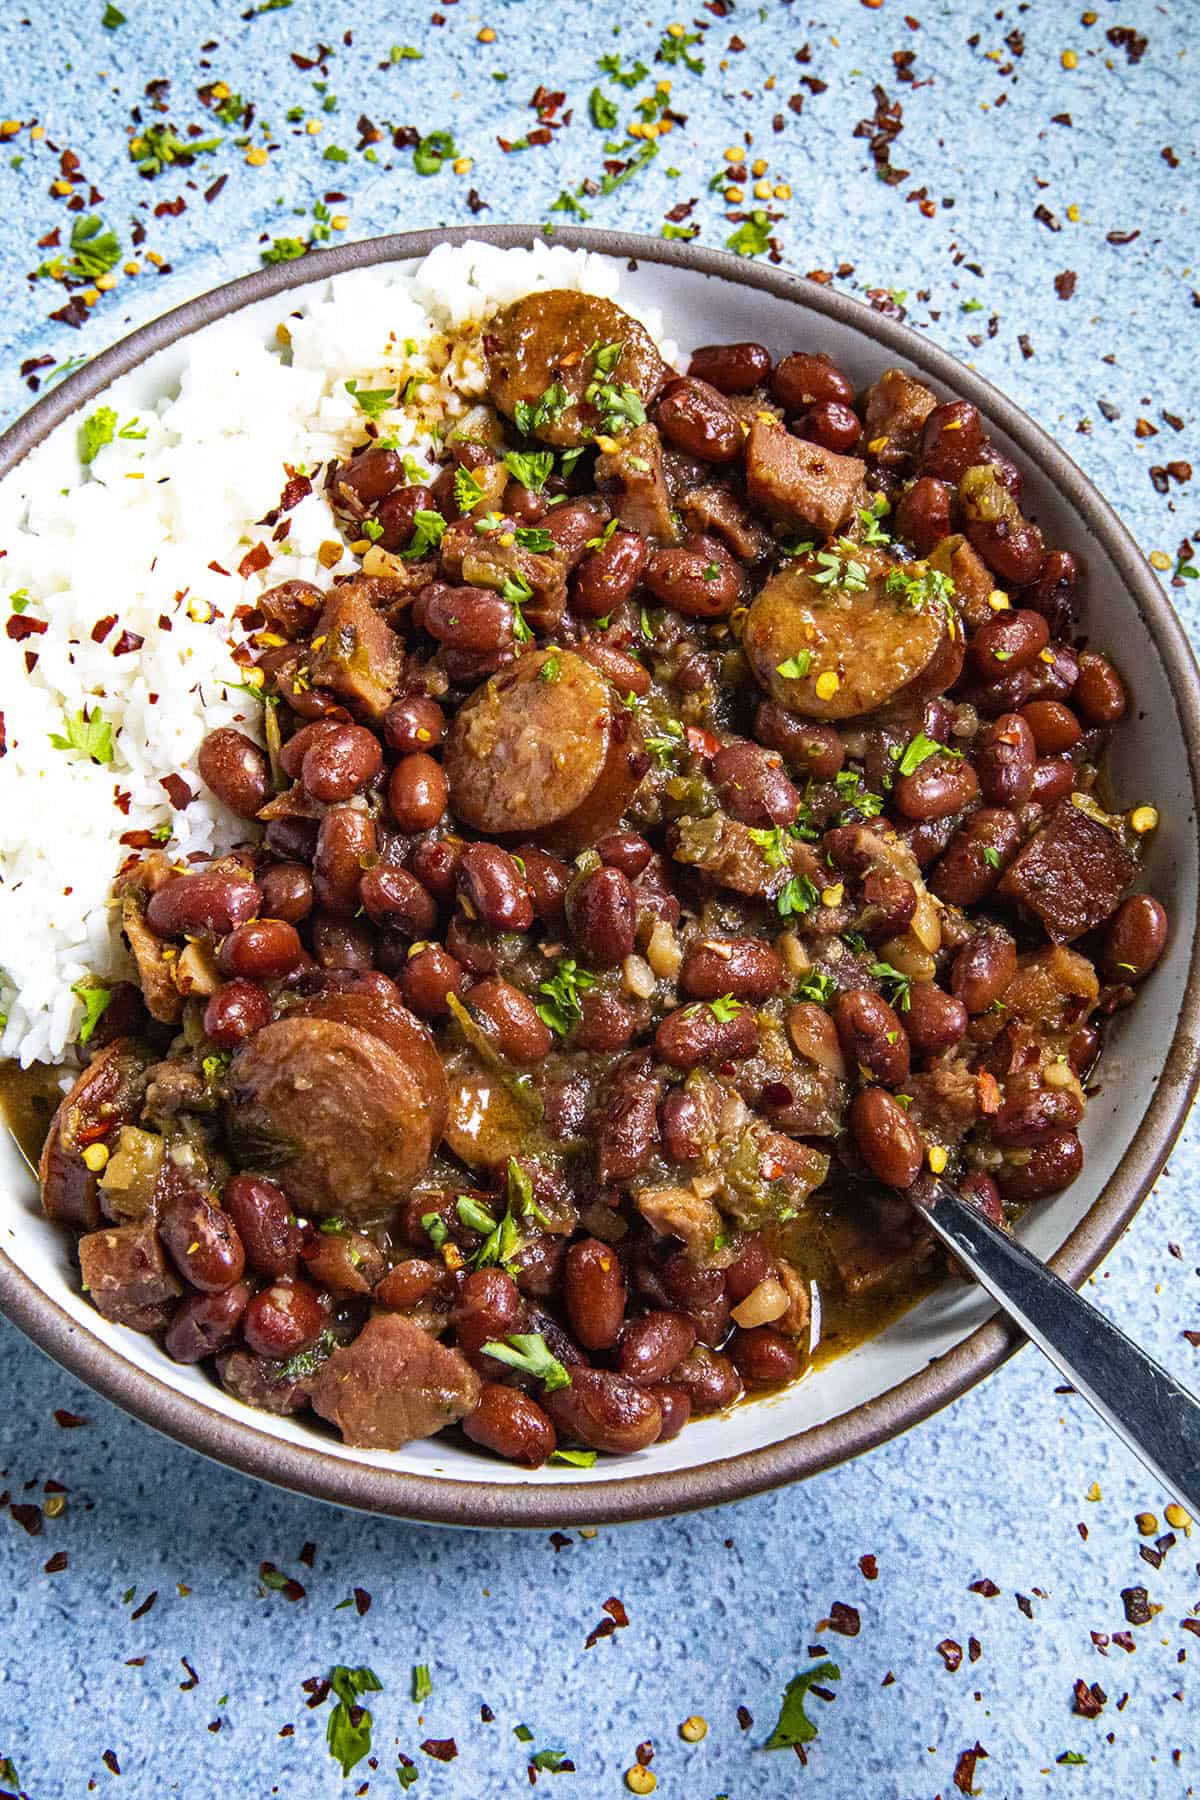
xmin=91 ymin=615 xmax=117 ymax=643
xmin=937 ymin=1638 xmax=964 ymax=1672
xmin=278 ymin=473 xmax=313 ymax=513
xmin=1180 ymin=1618 xmax=1200 ymax=1638
xmin=177 ymin=1657 xmax=200 ymax=1690
xmin=736 ymin=1704 xmax=753 ymax=1730
xmin=1121 ymin=1585 xmax=1153 ymax=1626
xmin=160 ymin=774 xmax=195 ymax=810
xmin=480 ymin=1704 xmax=495 ymax=1723
xmin=603 ymin=1596 xmax=629 ymax=1628
xmin=585 ymin=1617 xmax=615 ymax=1650
xmin=206 ymin=1719 xmax=222 ymax=1733
xmin=1140 ymin=1543 xmax=1164 ymax=1570
xmin=102 ymin=1750 xmax=121 ymax=1776
xmin=279 ymin=1724 xmax=295 ymax=1738
xmin=968 ymin=1577 xmax=1000 ymax=1597
xmin=881 ymin=1670 xmax=895 ymax=1687
xmin=1015 ymin=1593 xmax=1034 ymax=1618
xmin=968 ymin=1637 xmax=982 ymax=1663
xmin=112 ymin=630 xmax=144 ymax=657
xmin=54 ymin=1409 xmax=87 ymax=1428
xmin=353 ymin=1586 xmax=372 ymax=1616
xmin=6 ymin=614 xmax=47 ymax=641
xmin=302 ymin=1677 xmax=331 ymax=1709
xmin=44 ymin=1550 xmax=69 ymax=1573
xmin=10 ymin=1503 xmax=42 ymax=1535
xmin=1183 ymin=1330 xmax=1200 ymax=1347
xmin=420 ymin=1739 xmax=458 ymax=1763
xmin=467 ymin=188 xmax=489 ymax=214
xmin=238 ymin=542 xmax=272 ymax=579
xmin=125 ymin=1656 xmax=145 ymax=1667
xmin=953 ymin=1742 xmax=988 ymax=1793
xmin=1106 ymin=25 xmax=1148 ymax=63
xmin=207 ymin=560 xmax=230 ymax=577
xmin=1054 ymin=270 xmax=1077 ymax=300
xmin=130 ymin=1589 xmax=158 ymax=1620
xmin=634 ymin=1741 xmax=654 ymax=1766
xmin=204 ymin=174 xmax=227 ymax=204
xmin=1106 ymin=229 xmax=1141 ymax=247
xmin=1073 ymin=1677 xmax=1106 ymax=1717
xmin=858 ymin=1553 xmax=878 ymax=1581
xmin=549 ymin=1531 xmax=572 ymax=1552
xmin=819 ymin=1601 xmax=861 ymax=1636
xmin=298 ymin=1541 xmax=316 ymax=1567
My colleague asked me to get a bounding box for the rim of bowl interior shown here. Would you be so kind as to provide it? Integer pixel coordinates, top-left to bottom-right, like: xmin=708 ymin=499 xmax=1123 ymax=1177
xmin=1 ymin=224 xmax=1198 ymax=1530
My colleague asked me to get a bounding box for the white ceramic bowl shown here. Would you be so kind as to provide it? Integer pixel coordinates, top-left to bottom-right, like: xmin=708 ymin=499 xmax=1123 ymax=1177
xmin=2 ymin=227 xmax=1198 ymax=1526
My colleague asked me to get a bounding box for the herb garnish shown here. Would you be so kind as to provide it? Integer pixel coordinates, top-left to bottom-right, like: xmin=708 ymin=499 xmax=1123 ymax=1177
xmin=707 ymin=994 xmax=744 ymax=1023
xmin=49 ymin=706 xmax=113 ymax=764
xmin=896 ymin=730 xmax=960 ymax=777
xmin=588 ymin=87 xmax=619 ymax=129
xmin=453 ymin=466 xmax=486 ymax=512
xmin=869 ymin=961 xmax=912 ymax=1011
xmin=399 ymin=510 xmax=447 ymax=560
xmin=794 ymin=969 xmax=836 ymax=1007
xmin=834 ymin=769 xmax=884 ymax=820
xmin=71 ymin=980 xmax=112 ymax=1044
xmin=515 ymin=526 xmax=553 ymax=552
xmin=412 ymin=130 xmax=458 ymax=176
xmin=481 ymin=1332 xmax=572 ymax=1391
xmin=886 ymin=564 xmax=956 ymax=614
xmin=325 ymin=1665 xmax=383 ymax=1777
xmin=776 ymin=651 xmax=812 ymax=679
xmin=536 ymin=957 xmax=597 ymax=1037
xmin=412 ymin=1664 xmax=432 ymax=1704
xmin=502 ymin=448 xmax=554 ymax=491
xmin=777 ymin=873 xmax=819 ymax=918
xmin=763 ymin=1660 xmax=841 ymax=1751
xmin=344 ymin=379 xmax=395 ymax=417
xmin=514 ymin=383 xmax=569 ymax=437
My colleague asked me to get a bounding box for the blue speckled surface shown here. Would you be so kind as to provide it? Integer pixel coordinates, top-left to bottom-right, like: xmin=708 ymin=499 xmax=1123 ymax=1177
xmin=1 ymin=2 xmax=1198 ymax=1795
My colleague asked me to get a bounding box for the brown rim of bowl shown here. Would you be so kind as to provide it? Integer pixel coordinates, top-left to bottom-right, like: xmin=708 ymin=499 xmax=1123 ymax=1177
xmin=1 ymin=224 xmax=1198 ymax=1529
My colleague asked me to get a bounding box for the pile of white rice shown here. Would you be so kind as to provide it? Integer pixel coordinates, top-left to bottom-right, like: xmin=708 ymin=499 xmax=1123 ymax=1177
xmin=0 ymin=241 xmax=677 ymax=1068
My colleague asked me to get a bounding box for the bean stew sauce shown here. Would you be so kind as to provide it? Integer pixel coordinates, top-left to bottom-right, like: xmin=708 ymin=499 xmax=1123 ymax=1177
xmin=18 ymin=291 xmax=1166 ymax=1465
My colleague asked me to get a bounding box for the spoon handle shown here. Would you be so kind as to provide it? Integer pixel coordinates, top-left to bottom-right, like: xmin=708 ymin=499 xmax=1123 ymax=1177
xmin=911 ymin=1180 xmax=1200 ymax=1519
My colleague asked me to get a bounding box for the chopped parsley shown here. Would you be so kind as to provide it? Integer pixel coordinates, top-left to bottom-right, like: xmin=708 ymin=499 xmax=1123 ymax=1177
xmin=585 ymin=516 xmax=620 ymax=553
xmin=588 ymin=87 xmax=619 ymax=129
xmin=597 ymin=51 xmax=650 ymax=88
xmin=726 ymin=210 xmax=772 ymax=257
xmin=869 ymin=960 xmax=912 ymax=1011
xmin=502 ymin=448 xmax=554 ymax=491
xmin=37 ymin=211 xmax=121 ymax=284
xmin=811 ymin=547 xmax=868 ymax=593
xmin=130 ymin=126 xmax=222 ymax=178
xmin=763 ymin=1661 xmax=841 ymax=1751
xmin=101 ymin=3 xmax=126 ymax=24
xmin=79 ymin=407 xmax=118 ymax=465
xmin=549 ymin=1448 xmax=597 ymax=1468
xmin=886 ymin=564 xmax=956 ymax=614
xmin=49 ymin=706 xmax=113 ymax=765
xmin=453 ymin=466 xmax=486 ymax=512
xmin=776 ymin=651 xmax=812 ymax=680
xmin=747 ymin=825 xmax=788 ymax=870
xmin=501 ymin=571 xmax=535 ymax=641
xmin=536 ymin=957 xmax=597 ymax=1036
xmin=344 ymin=378 xmax=395 ymax=418
xmin=389 ymin=44 xmax=423 ymax=61
xmin=794 ymin=969 xmax=837 ymax=1007
xmin=858 ymin=496 xmax=892 ymax=544
xmin=515 ymin=525 xmax=553 ymax=552
xmin=777 ymin=873 xmax=819 ymax=918
xmin=420 ymin=1211 xmax=449 ymax=1249
xmin=643 ymin=714 xmax=685 ymax=769
xmin=531 ymin=1750 xmax=572 ymax=1772
xmin=261 ymin=236 xmax=307 ymax=265
xmin=514 ymin=383 xmax=569 ymax=437
xmin=586 ymin=381 xmax=646 ymax=435
xmin=834 ymin=769 xmax=884 ymax=820
xmin=896 ymin=730 xmax=958 ymax=777
xmin=455 ymin=1195 xmax=497 ymax=1235
xmin=539 ymin=651 xmax=561 ymax=684
xmin=71 ymin=980 xmax=112 ymax=1044
xmin=399 ymin=510 xmax=448 ymax=560
xmin=470 ymin=1202 xmax=524 ymax=1274
xmin=481 ymin=1332 xmax=572 ymax=1391
xmin=781 ymin=537 xmax=816 ymax=559
xmin=708 ymin=994 xmax=744 ymax=1023
xmin=412 ymin=1664 xmax=432 ymax=1704
xmin=657 ymin=27 xmax=704 ymax=72
xmin=325 ymin=1666 xmax=382 ymax=1778
xmin=412 ymin=130 xmax=458 ymax=176
xmin=981 ymin=845 xmax=1002 ymax=869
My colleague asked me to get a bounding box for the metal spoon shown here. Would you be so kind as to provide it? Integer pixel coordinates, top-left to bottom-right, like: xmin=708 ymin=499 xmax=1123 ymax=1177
xmin=910 ymin=1178 xmax=1200 ymax=1518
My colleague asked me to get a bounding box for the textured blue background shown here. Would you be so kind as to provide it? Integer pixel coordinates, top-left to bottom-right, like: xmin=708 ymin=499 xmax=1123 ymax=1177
xmin=1 ymin=2 xmax=1198 ymax=1795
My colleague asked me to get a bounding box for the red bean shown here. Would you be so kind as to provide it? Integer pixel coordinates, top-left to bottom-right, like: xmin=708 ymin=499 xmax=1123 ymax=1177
xmin=264 ymin=815 xmax=319 ymax=863
xmin=198 ymin=728 xmax=271 ymax=819
xmin=688 ymin=340 xmax=771 ymax=393
xmin=597 ymin=831 xmax=654 ymax=878
xmin=302 ymin=1228 xmax=385 ymax=1295
xmin=950 ymin=925 xmax=1017 ymax=1014
xmin=1022 ymin=549 xmax=1079 ymax=640
xmin=458 ymin=843 xmax=533 ymax=934
xmin=1074 ymin=651 xmax=1126 ymax=725
xmin=1021 ymin=698 xmax=1082 ymax=756
xmin=671 ymin=1346 xmax=742 ymax=1414
xmin=466 ymin=975 xmax=553 ymax=1063
xmin=219 ymin=918 xmax=303 ymax=981
xmin=146 ymin=872 xmax=261 ymax=940
xmin=616 ymin=1310 xmax=696 ymax=1384
xmin=992 ymin=1081 xmax=1084 ymax=1148
xmin=313 ymin=806 xmax=376 ymax=917
xmin=300 ymin=722 xmax=383 ymax=803
xmin=160 ymin=1191 xmax=245 ymax=1293
xmin=372 ymin=483 xmax=438 ymax=553
xmin=659 ymin=1088 xmax=707 ymax=1164
xmin=655 ymin=1000 xmax=759 ymax=1070
xmin=858 ymin=870 xmax=918 ymax=941
xmin=356 ymin=865 xmax=435 ymax=938
xmin=1068 ymin=1025 xmax=1101 ymax=1076
xmin=729 ymin=1326 xmax=802 ymax=1385
xmin=374 ymin=1258 xmax=443 ymax=1309
xmin=724 ymin=1235 xmax=776 ymax=1304
xmin=541 ymin=499 xmax=611 ymax=570
xmin=919 ymin=400 xmax=984 ymax=482
xmin=1029 ymin=757 xmax=1077 ymax=808
xmin=259 ymin=861 xmax=313 ymax=924
xmin=279 ymin=718 xmax=342 ymax=781
xmin=656 ymin=376 xmax=741 ymax=462
xmin=650 ymin=1384 xmax=692 ymax=1441
xmin=203 ymin=979 xmax=272 ymax=1047
xmin=242 ymin=1279 xmax=325 ymax=1359
xmin=455 ymin=1268 xmax=524 ymax=1359
xmin=680 ymin=937 xmax=783 ymax=1003
xmin=834 ymin=989 xmax=910 ymax=1086
xmin=712 ymin=740 xmax=799 ymax=827
xmin=958 ymin=664 xmax=1036 ymax=720
xmin=312 ymin=914 xmax=374 ymax=971
xmin=545 ymin=1367 xmax=662 ymax=1454
xmin=571 ymin=866 xmax=636 ymax=967
xmin=464 ymin=1384 xmax=556 ymax=1466
xmin=894 ymin=476 xmax=952 ymax=556
xmin=754 ymin=704 xmax=845 ymax=780
xmin=996 ymin=1131 xmax=1083 ymax=1202
xmin=573 ymin=991 xmax=636 ymax=1053
xmin=423 ymin=582 xmax=515 ymax=655
xmin=770 ymin=350 xmax=855 ymax=413
xmin=402 ymin=944 xmax=468 ymax=1018
xmin=389 ymin=754 xmax=448 ymax=833
xmin=975 ymin=712 xmax=1037 ymax=807
xmin=564 ymin=1238 xmax=627 ymax=1351
xmin=892 ymin=751 xmax=979 ymax=822
xmin=904 ymin=983 xmax=968 ymax=1057
xmin=850 ymin=1087 xmax=923 ymax=1188
xmin=224 ymin=1173 xmax=301 ymax=1278
xmin=572 ymin=528 xmax=649 ymax=619
xmin=970 ymin=608 xmax=1050 ymax=678
xmin=165 ymin=1283 xmax=251 ymax=1364
xmin=1100 ymin=895 xmax=1168 ymax=983
xmin=643 ymin=535 xmax=746 ymax=619
xmin=332 ymin=444 xmax=405 ymax=507
xmin=257 ymin=578 xmax=325 ymax=642
xmin=382 ymin=693 xmax=446 ymax=754
xmin=798 ymin=399 xmax=861 ymax=453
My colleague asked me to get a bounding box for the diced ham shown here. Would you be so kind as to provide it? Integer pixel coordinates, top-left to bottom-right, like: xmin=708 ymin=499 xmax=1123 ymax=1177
xmin=78 ymin=1221 xmax=182 ymax=1329
xmin=744 ymin=419 xmax=866 ymax=535
xmin=310 ymin=1313 xmax=481 ymax=1449
xmin=999 ymin=800 xmax=1138 ymax=942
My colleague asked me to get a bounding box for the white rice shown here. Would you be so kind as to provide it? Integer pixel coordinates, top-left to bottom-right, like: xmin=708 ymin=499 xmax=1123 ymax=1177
xmin=0 ymin=241 xmax=677 ymax=1068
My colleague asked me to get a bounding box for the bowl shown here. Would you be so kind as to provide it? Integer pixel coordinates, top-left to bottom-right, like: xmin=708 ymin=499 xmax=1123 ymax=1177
xmin=1 ymin=225 xmax=1198 ymax=1527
